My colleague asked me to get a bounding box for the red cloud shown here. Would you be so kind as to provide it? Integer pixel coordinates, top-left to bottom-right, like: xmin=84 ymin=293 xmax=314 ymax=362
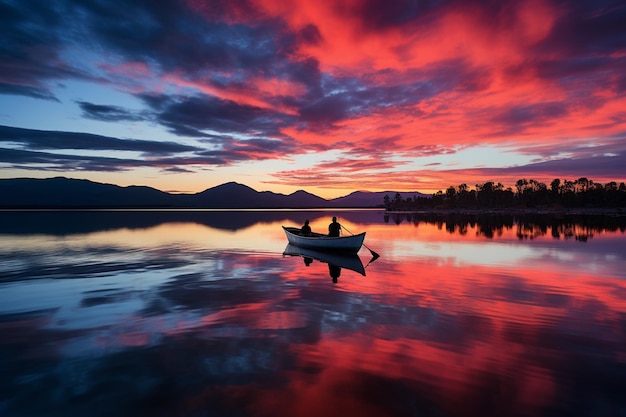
xmin=161 ymin=71 xmax=305 ymax=115
xmin=246 ymin=0 xmax=561 ymax=72
xmin=57 ymin=0 xmax=626 ymax=194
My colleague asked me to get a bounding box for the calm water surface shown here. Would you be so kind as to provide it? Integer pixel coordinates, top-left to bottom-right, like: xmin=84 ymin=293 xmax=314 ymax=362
xmin=1 ymin=210 xmax=625 ymax=417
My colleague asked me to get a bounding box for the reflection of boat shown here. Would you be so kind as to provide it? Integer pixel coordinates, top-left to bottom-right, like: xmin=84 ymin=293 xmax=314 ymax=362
xmin=283 ymin=244 xmax=366 ymax=276
xmin=282 ymin=226 xmax=365 ymax=253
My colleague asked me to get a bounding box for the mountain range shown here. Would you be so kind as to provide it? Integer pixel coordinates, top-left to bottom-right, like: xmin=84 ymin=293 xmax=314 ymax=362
xmin=0 ymin=177 xmax=427 ymax=208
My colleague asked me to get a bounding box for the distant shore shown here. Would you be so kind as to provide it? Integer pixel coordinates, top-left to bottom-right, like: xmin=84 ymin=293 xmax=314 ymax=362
xmin=1 ymin=206 xmax=624 ymax=215
xmin=384 ymin=207 xmax=626 ymax=216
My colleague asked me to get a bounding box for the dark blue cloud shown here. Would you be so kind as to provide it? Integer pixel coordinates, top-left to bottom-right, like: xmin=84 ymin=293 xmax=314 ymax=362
xmin=0 ymin=83 xmax=60 ymax=101
xmin=0 ymin=147 xmax=140 ymax=172
xmin=79 ymin=1 xmax=283 ymax=73
xmin=0 ymin=1 xmax=91 ymax=100
xmin=0 ymin=125 xmax=198 ymax=156
xmin=297 ymin=24 xmax=323 ymax=45
xmin=504 ymin=154 xmax=625 ymax=178
xmin=346 ymin=0 xmax=443 ymax=31
xmin=0 ymin=124 xmax=298 ymax=171
xmin=490 ymin=102 xmax=570 ymax=133
xmin=0 ymin=146 xmax=228 ymax=172
xmin=77 ymin=102 xmax=147 ymax=122
xmin=197 ymin=136 xmax=298 ymax=161
xmin=513 ymin=136 xmax=626 ymax=160
xmin=296 ymin=62 xmax=476 ymax=129
xmin=539 ymin=1 xmax=626 ymax=56
xmin=138 ymin=93 xmax=293 ymax=138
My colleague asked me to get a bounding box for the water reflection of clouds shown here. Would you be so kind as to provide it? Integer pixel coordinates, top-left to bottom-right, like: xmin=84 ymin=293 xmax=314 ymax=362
xmin=391 ymin=239 xmax=544 ymax=269
xmin=382 ymin=235 xmax=626 ymax=278
xmin=1 ymin=213 xmax=625 ymax=417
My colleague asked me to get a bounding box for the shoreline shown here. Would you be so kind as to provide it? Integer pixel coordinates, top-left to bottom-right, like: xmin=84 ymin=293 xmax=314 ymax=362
xmin=384 ymin=207 xmax=626 ymax=216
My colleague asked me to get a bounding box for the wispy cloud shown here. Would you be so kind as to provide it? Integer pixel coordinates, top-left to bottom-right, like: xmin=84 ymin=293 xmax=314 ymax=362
xmin=0 ymin=125 xmax=297 ymax=172
xmin=77 ymin=102 xmax=148 ymax=123
xmin=0 ymin=125 xmax=197 ymax=156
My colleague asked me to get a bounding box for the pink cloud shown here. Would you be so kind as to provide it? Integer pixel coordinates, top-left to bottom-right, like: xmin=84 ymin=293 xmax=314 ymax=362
xmin=26 ymin=0 xmax=623 ymax=195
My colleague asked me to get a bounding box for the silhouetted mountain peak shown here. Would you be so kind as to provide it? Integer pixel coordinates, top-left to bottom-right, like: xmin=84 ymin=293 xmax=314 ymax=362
xmin=200 ymin=181 xmax=255 ymax=194
xmin=338 ymin=190 xmax=371 ymax=197
xmin=290 ymin=189 xmax=321 ymax=198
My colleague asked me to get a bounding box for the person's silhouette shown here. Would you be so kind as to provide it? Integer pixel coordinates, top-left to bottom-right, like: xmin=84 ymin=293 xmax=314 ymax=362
xmin=301 ymin=219 xmax=312 ymax=236
xmin=329 ymin=264 xmax=341 ymax=283
xmin=328 ymin=216 xmax=341 ymax=237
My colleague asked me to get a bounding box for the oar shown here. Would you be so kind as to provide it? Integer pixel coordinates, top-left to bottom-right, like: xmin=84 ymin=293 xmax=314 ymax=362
xmin=341 ymin=224 xmax=380 ymax=260
xmin=364 ymin=257 xmax=378 ymax=269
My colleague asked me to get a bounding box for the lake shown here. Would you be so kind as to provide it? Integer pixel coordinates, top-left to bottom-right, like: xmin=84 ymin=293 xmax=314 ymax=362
xmin=1 ymin=210 xmax=625 ymax=417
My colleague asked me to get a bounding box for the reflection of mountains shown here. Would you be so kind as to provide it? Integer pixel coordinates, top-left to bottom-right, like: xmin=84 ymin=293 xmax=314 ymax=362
xmin=0 ymin=210 xmax=384 ymax=235
xmin=386 ymin=212 xmax=626 ymax=240
xmin=3 ymin=210 xmax=624 ymax=238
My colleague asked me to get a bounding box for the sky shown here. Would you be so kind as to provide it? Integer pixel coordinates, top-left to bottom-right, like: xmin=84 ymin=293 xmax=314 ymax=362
xmin=1 ymin=0 xmax=625 ymax=199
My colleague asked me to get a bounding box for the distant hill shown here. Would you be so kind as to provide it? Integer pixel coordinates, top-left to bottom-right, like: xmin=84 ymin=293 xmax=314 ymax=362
xmin=183 ymin=182 xmax=330 ymax=208
xmin=330 ymin=190 xmax=428 ymax=208
xmin=0 ymin=177 xmax=174 ymax=208
xmin=0 ymin=177 xmax=427 ymax=208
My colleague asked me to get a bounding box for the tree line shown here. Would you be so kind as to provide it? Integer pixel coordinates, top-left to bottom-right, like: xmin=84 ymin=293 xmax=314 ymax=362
xmin=384 ymin=178 xmax=626 ymax=211
xmin=384 ymin=212 xmax=626 ymax=239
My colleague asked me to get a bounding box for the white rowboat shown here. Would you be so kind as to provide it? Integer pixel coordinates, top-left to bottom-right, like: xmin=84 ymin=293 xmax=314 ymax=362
xmin=282 ymin=226 xmax=365 ymax=253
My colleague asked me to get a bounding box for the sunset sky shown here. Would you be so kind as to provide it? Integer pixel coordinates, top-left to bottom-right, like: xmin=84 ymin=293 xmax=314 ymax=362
xmin=1 ymin=0 xmax=625 ymax=198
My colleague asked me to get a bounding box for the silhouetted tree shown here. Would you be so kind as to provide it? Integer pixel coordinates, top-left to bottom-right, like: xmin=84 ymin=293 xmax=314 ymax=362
xmin=384 ymin=177 xmax=626 ymax=211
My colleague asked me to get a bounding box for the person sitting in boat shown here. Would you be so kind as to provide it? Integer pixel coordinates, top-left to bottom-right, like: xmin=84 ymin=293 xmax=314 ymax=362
xmin=328 ymin=216 xmax=341 ymax=237
xmin=300 ymin=219 xmax=312 ymax=236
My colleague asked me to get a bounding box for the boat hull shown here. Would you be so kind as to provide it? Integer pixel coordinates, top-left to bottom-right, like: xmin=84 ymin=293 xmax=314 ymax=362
xmin=282 ymin=226 xmax=365 ymax=253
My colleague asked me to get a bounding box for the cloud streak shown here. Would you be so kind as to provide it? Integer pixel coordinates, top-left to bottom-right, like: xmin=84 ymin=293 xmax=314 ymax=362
xmin=0 ymin=125 xmax=297 ymax=172
xmin=0 ymin=125 xmax=197 ymax=156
